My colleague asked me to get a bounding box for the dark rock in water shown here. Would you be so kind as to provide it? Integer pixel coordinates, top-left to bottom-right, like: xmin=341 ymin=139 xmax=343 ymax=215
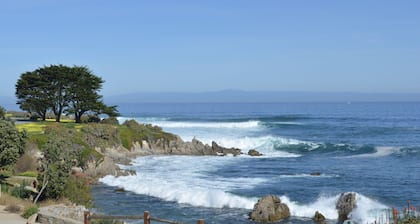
xmin=250 ymin=195 xmax=290 ymax=222
xmin=211 ymin=141 xmax=242 ymax=156
xmin=336 ymin=192 xmax=357 ymax=224
xmin=310 ymin=172 xmax=322 ymax=176
xmin=248 ymin=149 xmax=263 ymax=156
xmin=115 ymin=187 xmax=126 ymax=192
xmin=313 ymin=211 xmax=326 ymax=223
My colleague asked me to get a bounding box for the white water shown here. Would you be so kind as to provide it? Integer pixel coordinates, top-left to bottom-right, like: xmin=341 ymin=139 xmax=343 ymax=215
xmin=349 ymin=146 xmax=402 ymax=158
xmin=118 ymin=117 xmax=261 ymax=129
xmin=281 ymin=193 xmax=388 ymax=223
xmin=100 ymin=155 xmax=389 ymax=223
xmin=101 ymin=156 xmax=260 ymax=209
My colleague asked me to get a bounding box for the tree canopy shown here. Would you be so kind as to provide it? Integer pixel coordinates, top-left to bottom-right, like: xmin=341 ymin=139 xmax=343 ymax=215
xmin=16 ymin=65 xmax=119 ymax=123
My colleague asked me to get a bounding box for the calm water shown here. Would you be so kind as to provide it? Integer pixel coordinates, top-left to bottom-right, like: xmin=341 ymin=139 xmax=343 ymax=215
xmin=92 ymin=102 xmax=420 ymax=224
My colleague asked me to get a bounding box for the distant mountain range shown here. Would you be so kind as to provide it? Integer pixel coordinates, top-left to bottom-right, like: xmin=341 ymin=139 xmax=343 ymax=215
xmin=2 ymin=91 xmax=419 ymax=110
xmin=105 ymin=90 xmax=420 ymax=104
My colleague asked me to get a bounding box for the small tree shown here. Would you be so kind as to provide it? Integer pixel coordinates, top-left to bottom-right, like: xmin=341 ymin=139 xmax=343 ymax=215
xmin=35 ymin=127 xmax=80 ymax=201
xmin=0 ymin=120 xmax=26 ymax=169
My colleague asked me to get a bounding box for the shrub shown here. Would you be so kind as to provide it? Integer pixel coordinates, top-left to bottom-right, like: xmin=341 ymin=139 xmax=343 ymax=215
xmin=81 ymin=123 xmax=121 ymax=148
xmin=101 ymin=117 xmax=119 ymax=125
xmin=11 ymin=184 xmax=31 ymax=199
xmin=0 ymin=120 xmax=27 ymax=169
xmin=38 ymin=127 xmax=81 ymax=200
xmin=22 ymin=205 xmax=38 ymax=219
xmin=63 ymin=175 xmax=92 ymax=207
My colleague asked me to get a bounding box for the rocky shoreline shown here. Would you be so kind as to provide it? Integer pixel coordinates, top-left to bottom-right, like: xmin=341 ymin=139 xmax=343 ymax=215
xmin=84 ymin=135 xmax=258 ymax=181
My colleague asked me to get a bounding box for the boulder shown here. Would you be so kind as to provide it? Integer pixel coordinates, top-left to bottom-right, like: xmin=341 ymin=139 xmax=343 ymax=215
xmin=336 ymin=192 xmax=357 ymax=224
xmin=248 ymin=149 xmax=263 ymax=156
xmin=38 ymin=204 xmax=86 ymax=224
xmin=250 ymin=195 xmax=290 ymax=222
xmin=313 ymin=211 xmax=326 ymax=223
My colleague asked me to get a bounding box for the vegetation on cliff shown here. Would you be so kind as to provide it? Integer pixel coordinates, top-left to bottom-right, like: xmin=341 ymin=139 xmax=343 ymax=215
xmin=0 ymin=111 xmax=176 ymax=208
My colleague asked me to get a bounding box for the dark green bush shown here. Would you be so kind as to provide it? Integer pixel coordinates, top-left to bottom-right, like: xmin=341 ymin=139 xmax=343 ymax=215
xmin=0 ymin=120 xmax=26 ymax=169
xmin=101 ymin=117 xmax=119 ymax=125
xmin=11 ymin=184 xmax=31 ymax=199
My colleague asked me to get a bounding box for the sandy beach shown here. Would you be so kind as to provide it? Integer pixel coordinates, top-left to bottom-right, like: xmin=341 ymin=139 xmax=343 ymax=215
xmin=0 ymin=206 xmax=26 ymax=224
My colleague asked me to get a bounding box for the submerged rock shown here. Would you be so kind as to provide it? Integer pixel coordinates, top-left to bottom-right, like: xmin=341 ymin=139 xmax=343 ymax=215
xmin=250 ymin=195 xmax=290 ymax=222
xmin=310 ymin=172 xmax=321 ymax=176
xmin=336 ymin=192 xmax=357 ymax=224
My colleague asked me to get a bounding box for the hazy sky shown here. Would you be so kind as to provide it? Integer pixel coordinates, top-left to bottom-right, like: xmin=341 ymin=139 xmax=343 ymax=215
xmin=1 ymin=0 xmax=419 ymax=97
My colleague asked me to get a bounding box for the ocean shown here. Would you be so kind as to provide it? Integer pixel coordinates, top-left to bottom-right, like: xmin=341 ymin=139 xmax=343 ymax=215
xmin=92 ymin=102 xmax=420 ymax=224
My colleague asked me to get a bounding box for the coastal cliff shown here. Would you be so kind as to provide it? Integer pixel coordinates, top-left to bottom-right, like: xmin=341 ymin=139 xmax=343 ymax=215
xmin=73 ymin=119 xmax=243 ymax=180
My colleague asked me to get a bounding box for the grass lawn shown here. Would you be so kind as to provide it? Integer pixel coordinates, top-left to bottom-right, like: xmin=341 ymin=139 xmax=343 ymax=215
xmin=16 ymin=120 xmax=84 ymax=134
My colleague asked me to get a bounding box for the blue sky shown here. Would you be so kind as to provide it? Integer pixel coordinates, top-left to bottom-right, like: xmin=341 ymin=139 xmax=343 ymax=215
xmin=0 ymin=0 xmax=419 ymax=97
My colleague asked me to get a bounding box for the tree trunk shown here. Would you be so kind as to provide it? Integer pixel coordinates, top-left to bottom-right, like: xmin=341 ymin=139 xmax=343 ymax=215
xmin=75 ymin=113 xmax=81 ymax=123
xmin=55 ymin=106 xmax=62 ymax=122
xmin=40 ymin=110 xmax=47 ymax=121
xmin=34 ymin=174 xmax=48 ymax=204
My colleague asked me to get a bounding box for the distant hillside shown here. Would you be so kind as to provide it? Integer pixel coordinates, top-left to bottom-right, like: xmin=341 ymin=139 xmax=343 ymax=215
xmin=106 ymin=90 xmax=420 ymax=103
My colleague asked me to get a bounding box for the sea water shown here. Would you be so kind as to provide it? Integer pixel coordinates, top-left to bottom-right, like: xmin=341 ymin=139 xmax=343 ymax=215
xmin=92 ymin=102 xmax=420 ymax=224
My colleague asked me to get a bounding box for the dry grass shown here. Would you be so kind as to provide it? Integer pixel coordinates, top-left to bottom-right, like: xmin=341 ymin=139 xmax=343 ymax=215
xmin=0 ymin=193 xmax=33 ymax=214
xmin=39 ymin=197 xmax=73 ymax=207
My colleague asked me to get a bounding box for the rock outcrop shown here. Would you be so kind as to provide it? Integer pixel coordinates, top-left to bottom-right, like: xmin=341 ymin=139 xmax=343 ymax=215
xmin=336 ymin=192 xmax=357 ymax=224
xmin=131 ymin=137 xmax=242 ymax=156
xmin=248 ymin=149 xmax=263 ymax=156
xmin=37 ymin=204 xmax=86 ymax=224
xmin=250 ymin=195 xmax=290 ymax=222
xmin=313 ymin=211 xmax=326 ymax=223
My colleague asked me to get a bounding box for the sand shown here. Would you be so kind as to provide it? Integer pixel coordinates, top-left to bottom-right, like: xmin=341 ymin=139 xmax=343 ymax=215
xmin=0 ymin=205 xmax=27 ymax=224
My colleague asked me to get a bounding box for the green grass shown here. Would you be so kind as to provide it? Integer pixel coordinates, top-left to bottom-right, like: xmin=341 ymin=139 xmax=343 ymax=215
xmin=118 ymin=125 xmax=134 ymax=149
xmin=16 ymin=171 xmax=38 ymax=178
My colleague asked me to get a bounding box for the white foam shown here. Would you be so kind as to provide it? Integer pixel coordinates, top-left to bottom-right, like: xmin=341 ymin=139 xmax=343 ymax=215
xmin=349 ymin=146 xmax=401 ymax=158
xmin=100 ymin=156 xmax=259 ymax=209
xmin=350 ymin=194 xmax=389 ymax=224
xmin=197 ymin=135 xmax=307 ymax=157
xmin=280 ymin=193 xmax=389 ymax=223
xmin=148 ymin=120 xmax=260 ymax=129
xmin=280 ymin=194 xmax=340 ymax=219
xmin=278 ymin=173 xmax=340 ymax=178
